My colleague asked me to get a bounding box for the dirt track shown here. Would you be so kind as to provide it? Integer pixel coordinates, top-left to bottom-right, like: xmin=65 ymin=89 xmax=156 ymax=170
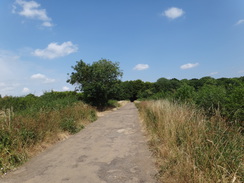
xmin=1 ymin=103 xmax=157 ymax=183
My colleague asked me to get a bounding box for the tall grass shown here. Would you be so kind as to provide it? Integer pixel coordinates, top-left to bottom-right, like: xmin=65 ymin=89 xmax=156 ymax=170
xmin=0 ymin=93 xmax=96 ymax=174
xmin=137 ymin=100 xmax=243 ymax=183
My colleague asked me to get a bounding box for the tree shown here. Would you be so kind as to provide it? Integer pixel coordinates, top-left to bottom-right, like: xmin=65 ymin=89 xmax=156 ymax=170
xmin=67 ymin=59 xmax=123 ymax=108
xmin=195 ymin=85 xmax=227 ymax=115
xmin=117 ymin=80 xmax=152 ymax=101
xmin=155 ymin=77 xmax=170 ymax=92
xmin=174 ymin=84 xmax=195 ymax=103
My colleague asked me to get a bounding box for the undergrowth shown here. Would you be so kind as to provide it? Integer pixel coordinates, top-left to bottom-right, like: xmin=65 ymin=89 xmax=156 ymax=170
xmin=0 ymin=92 xmax=96 ymax=174
xmin=137 ymin=100 xmax=243 ymax=183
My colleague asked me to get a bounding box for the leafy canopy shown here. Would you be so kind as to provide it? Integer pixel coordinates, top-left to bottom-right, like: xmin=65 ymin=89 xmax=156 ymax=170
xmin=67 ymin=59 xmax=123 ymax=108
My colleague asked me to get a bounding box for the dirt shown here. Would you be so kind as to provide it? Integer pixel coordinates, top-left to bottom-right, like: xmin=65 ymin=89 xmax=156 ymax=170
xmin=1 ymin=103 xmax=158 ymax=183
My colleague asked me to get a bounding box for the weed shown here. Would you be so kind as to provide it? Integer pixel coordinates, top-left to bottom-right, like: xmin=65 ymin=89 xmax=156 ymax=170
xmin=60 ymin=118 xmax=84 ymax=134
xmin=137 ymin=100 xmax=243 ymax=183
xmin=0 ymin=93 xmax=97 ymax=174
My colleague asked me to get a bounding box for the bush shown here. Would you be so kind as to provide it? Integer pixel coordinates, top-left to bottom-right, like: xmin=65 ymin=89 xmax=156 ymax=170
xmin=107 ymin=100 xmax=120 ymax=108
xmin=174 ymin=84 xmax=195 ymax=103
xmin=195 ymin=85 xmax=227 ymax=116
xmin=224 ymin=85 xmax=244 ymax=125
xmin=0 ymin=97 xmax=97 ymax=174
xmin=60 ymin=117 xmax=84 ymax=134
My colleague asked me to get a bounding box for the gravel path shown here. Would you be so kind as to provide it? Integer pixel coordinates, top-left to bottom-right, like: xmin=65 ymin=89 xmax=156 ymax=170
xmin=1 ymin=103 xmax=157 ymax=183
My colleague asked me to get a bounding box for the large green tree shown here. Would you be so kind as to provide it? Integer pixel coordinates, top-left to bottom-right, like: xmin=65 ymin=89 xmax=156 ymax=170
xmin=67 ymin=59 xmax=123 ymax=108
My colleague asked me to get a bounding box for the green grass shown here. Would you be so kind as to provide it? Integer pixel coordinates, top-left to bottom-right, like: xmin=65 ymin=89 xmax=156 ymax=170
xmin=0 ymin=92 xmax=96 ymax=174
xmin=137 ymin=100 xmax=243 ymax=183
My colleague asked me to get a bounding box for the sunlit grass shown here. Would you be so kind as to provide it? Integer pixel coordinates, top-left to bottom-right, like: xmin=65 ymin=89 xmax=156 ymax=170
xmin=0 ymin=100 xmax=96 ymax=174
xmin=137 ymin=100 xmax=243 ymax=183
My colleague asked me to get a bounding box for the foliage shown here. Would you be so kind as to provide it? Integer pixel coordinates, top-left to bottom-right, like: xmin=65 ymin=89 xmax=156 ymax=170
xmin=67 ymin=59 xmax=123 ymax=108
xmin=60 ymin=117 xmax=84 ymax=134
xmin=137 ymin=100 xmax=243 ymax=183
xmin=118 ymin=76 xmax=244 ymax=124
xmin=107 ymin=100 xmax=120 ymax=108
xmin=224 ymin=85 xmax=244 ymax=124
xmin=0 ymin=92 xmax=97 ymax=174
xmin=118 ymin=80 xmax=155 ymax=101
xmin=174 ymin=84 xmax=195 ymax=103
xmin=195 ymin=85 xmax=227 ymax=115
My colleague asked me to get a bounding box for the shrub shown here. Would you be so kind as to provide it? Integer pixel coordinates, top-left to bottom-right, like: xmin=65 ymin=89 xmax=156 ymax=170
xmin=195 ymin=85 xmax=227 ymax=116
xmin=174 ymin=84 xmax=196 ymax=103
xmin=60 ymin=117 xmax=84 ymax=134
xmin=0 ymin=99 xmax=97 ymax=174
xmin=107 ymin=100 xmax=120 ymax=108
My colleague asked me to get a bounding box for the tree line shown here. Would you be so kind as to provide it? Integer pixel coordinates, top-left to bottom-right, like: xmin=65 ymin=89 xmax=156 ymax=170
xmin=0 ymin=59 xmax=243 ymax=125
xmin=67 ymin=59 xmax=243 ymax=126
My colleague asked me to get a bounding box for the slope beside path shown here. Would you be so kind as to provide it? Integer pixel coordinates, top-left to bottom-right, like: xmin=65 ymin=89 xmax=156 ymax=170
xmin=1 ymin=103 xmax=157 ymax=183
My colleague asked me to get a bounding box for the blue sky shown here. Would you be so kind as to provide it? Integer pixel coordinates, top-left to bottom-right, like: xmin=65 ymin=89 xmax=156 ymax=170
xmin=0 ymin=0 xmax=244 ymax=96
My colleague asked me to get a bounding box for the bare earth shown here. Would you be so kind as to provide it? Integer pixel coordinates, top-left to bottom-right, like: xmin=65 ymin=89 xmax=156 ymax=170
xmin=1 ymin=103 xmax=157 ymax=183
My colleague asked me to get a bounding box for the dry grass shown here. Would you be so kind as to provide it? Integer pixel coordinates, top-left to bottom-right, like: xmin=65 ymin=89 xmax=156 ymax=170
xmin=0 ymin=101 xmax=97 ymax=174
xmin=137 ymin=100 xmax=243 ymax=183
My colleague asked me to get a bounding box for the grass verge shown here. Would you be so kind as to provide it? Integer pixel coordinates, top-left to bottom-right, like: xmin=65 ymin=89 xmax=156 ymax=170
xmin=137 ymin=100 xmax=243 ymax=183
xmin=0 ymin=101 xmax=96 ymax=174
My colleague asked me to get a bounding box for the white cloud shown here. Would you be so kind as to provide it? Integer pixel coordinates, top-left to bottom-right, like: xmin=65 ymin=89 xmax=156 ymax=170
xmin=235 ymin=19 xmax=244 ymax=25
xmin=0 ymin=50 xmax=72 ymax=96
xmin=12 ymin=0 xmax=53 ymax=27
xmin=180 ymin=63 xmax=199 ymax=70
xmin=31 ymin=73 xmax=45 ymax=79
xmin=33 ymin=41 xmax=78 ymax=59
xmin=42 ymin=21 xmax=53 ymax=27
xmin=22 ymin=87 xmax=30 ymax=93
xmin=62 ymin=86 xmax=70 ymax=91
xmin=31 ymin=73 xmax=55 ymax=83
xmin=163 ymin=7 xmax=185 ymax=19
xmin=133 ymin=64 xmax=149 ymax=71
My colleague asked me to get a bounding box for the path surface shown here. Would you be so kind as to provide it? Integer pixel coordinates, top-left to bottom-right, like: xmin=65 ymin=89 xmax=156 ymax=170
xmin=1 ymin=103 xmax=157 ymax=183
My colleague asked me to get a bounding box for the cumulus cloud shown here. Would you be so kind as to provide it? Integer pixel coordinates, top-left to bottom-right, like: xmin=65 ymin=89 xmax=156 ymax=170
xmin=235 ymin=19 xmax=244 ymax=25
xmin=163 ymin=7 xmax=185 ymax=19
xmin=180 ymin=63 xmax=199 ymax=70
xmin=0 ymin=50 xmax=71 ymax=96
xmin=12 ymin=0 xmax=53 ymax=27
xmin=31 ymin=73 xmax=55 ymax=83
xmin=22 ymin=87 xmax=30 ymax=93
xmin=42 ymin=21 xmax=53 ymax=27
xmin=33 ymin=41 xmax=78 ymax=59
xmin=62 ymin=86 xmax=70 ymax=91
xmin=133 ymin=64 xmax=149 ymax=71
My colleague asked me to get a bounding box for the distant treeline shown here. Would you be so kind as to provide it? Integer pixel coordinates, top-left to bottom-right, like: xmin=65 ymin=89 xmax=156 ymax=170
xmin=116 ymin=76 xmax=244 ymax=126
xmin=0 ymin=91 xmax=83 ymax=115
xmin=0 ymin=76 xmax=243 ymax=125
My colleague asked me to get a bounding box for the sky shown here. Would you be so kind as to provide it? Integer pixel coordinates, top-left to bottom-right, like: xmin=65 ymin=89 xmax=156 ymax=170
xmin=0 ymin=0 xmax=244 ymax=96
